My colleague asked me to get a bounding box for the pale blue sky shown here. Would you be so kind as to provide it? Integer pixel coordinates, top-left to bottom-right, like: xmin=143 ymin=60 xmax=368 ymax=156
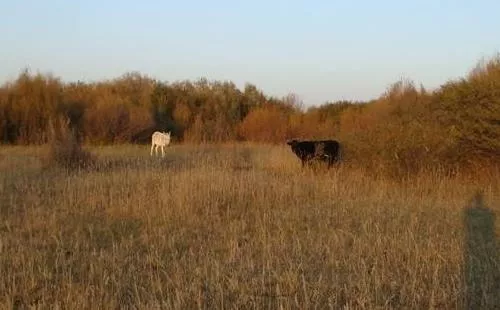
xmin=1 ymin=0 xmax=499 ymax=106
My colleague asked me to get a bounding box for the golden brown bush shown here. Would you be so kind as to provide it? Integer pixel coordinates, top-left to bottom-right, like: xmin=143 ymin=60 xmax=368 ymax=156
xmin=238 ymin=104 xmax=291 ymax=143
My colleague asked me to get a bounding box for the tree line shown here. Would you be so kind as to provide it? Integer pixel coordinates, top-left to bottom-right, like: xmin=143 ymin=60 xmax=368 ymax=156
xmin=1 ymin=54 xmax=499 ymax=174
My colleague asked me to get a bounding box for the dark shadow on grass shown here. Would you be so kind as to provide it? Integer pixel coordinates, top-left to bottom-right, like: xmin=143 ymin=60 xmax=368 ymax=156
xmin=464 ymin=191 xmax=500 ymax=309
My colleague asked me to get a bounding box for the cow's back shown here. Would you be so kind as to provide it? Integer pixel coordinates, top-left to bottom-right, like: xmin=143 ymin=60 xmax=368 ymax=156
xmin=321 ymin=140 xmax=340 ymax=155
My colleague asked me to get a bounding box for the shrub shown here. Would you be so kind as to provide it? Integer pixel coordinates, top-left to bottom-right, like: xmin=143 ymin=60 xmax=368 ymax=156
xmin=45 ymin=116 xmax=95 ymax=170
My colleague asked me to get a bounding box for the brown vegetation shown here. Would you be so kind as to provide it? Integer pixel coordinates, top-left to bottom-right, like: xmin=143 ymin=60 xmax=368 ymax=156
xmin=1 ymin=54 xmax=500 ymax=175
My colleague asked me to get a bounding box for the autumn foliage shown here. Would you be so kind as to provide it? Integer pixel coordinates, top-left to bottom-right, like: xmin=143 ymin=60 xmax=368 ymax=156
xmin=1 ymin=54 xmax=499 ymax=174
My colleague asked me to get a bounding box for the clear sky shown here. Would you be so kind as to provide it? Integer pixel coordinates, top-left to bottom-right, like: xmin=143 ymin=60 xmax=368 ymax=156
xmin=1 ymin=0 xmax=499 ymax=106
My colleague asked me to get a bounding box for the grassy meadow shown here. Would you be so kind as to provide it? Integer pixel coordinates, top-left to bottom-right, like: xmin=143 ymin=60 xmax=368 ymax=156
xmin=0 ymin=143 xmax=499 ymax=309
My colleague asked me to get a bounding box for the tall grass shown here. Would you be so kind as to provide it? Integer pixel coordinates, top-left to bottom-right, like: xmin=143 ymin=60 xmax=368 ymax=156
xmin=0 ymin=143 xmax=498 ymax=309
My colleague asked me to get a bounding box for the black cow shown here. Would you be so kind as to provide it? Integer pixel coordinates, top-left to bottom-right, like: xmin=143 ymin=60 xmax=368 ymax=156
xmin=287 ymin=139 xmax=342 ymax=168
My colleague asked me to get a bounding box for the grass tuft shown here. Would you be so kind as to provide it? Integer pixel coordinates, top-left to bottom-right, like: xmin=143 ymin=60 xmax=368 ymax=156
xmin=44 ymin=117 xmax=96 ymax=170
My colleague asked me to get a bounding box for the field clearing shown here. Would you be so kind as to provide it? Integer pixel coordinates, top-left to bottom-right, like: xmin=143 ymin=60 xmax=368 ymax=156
xmin=0 ymin=143 xmax=499 ymax=309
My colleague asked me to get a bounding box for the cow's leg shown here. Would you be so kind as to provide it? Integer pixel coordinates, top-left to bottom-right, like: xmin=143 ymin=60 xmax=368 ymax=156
xmin=151 ymin=143 xmax=155 ymax=156
xmin=161 ymin=145 xmax=165 ymax=157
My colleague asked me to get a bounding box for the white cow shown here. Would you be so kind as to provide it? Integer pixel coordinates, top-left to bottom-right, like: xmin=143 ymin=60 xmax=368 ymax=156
xmin=150 ymin=131 xmax=171 ymax=157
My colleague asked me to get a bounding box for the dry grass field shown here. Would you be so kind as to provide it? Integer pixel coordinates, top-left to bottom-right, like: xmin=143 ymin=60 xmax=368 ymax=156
xmin=0 ymin=143 xmax=499 ymax=309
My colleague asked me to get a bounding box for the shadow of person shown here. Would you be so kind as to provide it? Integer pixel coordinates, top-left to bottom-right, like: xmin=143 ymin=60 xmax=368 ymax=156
xmin=464 ymin=191 xmax=500 ymax=309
